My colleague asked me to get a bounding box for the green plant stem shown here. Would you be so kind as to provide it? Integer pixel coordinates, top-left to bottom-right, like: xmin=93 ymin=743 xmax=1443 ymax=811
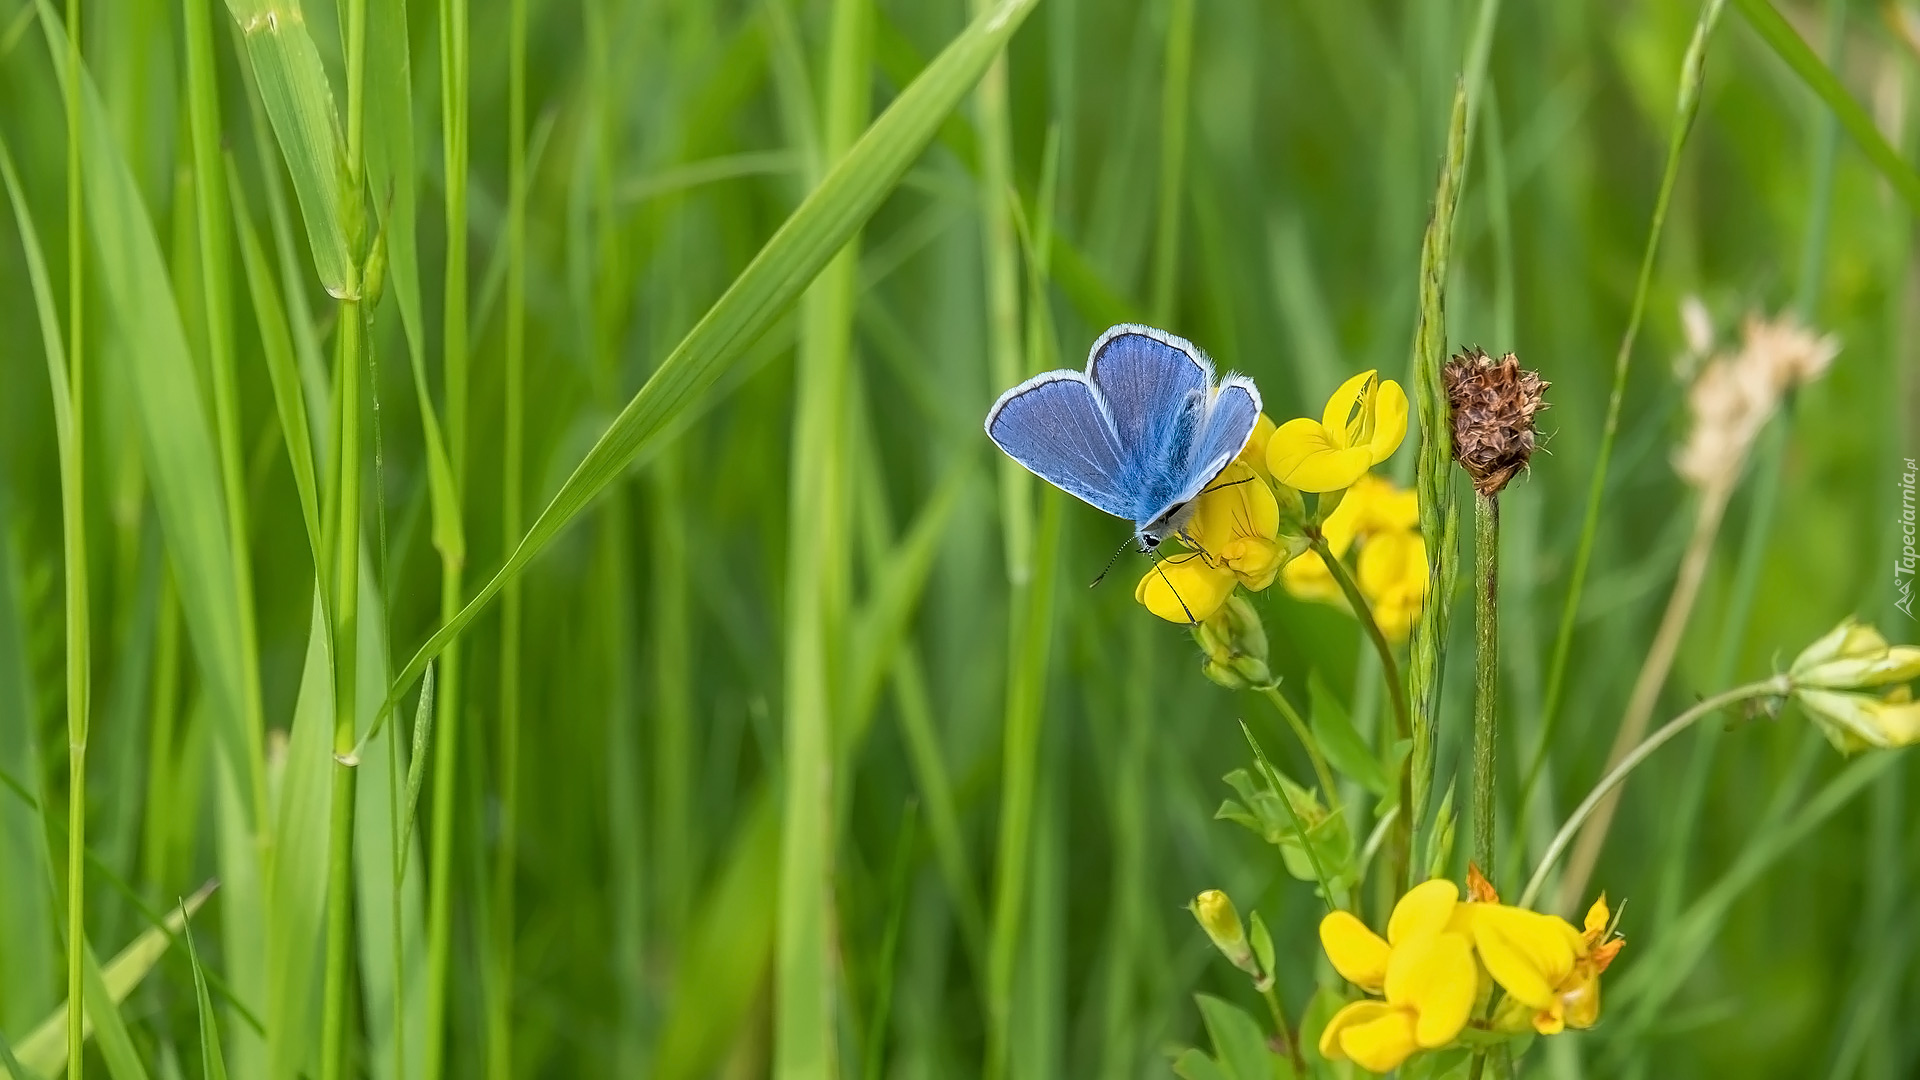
xmin=1524 ymin=0 xmax=1726 ymax=830
xmin=1257 ymin=684 xmax=1340 ymax=807
xmin=1310 ymin=538 xmax=1410 ymax=751
xmin=1516 ymin=675 xmax=1787 ymax=910
xmin=1471 ymin=492 xmax=1499 ymax=880
xmin=1310 ymin=535 xmax=1413 ymax=894
xmin=320 ymin=297 xmax=365 ymax=1080
xmin=321 ymin=0 xmax=369 ymax=1067
xmin=489 ymin=0 xmax=527 ymax=1070
xmin=1260 ymin=983 xmax=1306 ymax=1078
xmin=422 ymin=0 xmax=469 ymax=1066
xmin=61 ymin=0 xmax=87 ymax=1071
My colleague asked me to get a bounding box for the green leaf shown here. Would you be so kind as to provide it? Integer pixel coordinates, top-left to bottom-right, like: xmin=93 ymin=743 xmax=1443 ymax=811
xmin=1249 ymin=911 xmax=1275 ymax=988
xmin=400 ymin=662 xmax=437 ymax=875
xmin=1194 ymin=994 xmax=1277 ymax=1080
xmin=1172 ymin=1048 xmax=1234 ymax=1080
xmin=221 ymin=0 xmax=358 ymax=295
xmin=1308 ymin=672 xmax=1389 ymax=796
xmin=182 ymin=910 xmax=229 ymax=1080
xmin=384 ymin=0 xmax=1045 ymax=718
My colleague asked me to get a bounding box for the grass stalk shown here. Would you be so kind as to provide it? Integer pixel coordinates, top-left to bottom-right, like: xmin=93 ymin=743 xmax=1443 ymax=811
xmin=321 ymin=0 xmax=372 ymax=1068
xmin=1470 ymin=492 xmax=1498 ymax=881
xmin=422 ymin=0 xmax=470 ymax=1065
xmin=1516 ymin=675 xmax=1787 ymax=910
xmin=61 ymin=0 xmax=90 ymax=1049
xmin=775 ymin=0 xmax=868 ymax=1073
xmin=1554 ymin=481 xmax=1731 ymax=909
xmin=1523 ymin=0 xmax=1727 ymax=826
xmin=486 ymin=0 xmax=528 ymax=1068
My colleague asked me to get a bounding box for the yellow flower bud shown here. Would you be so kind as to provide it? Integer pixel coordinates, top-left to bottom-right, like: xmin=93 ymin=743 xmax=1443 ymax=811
xmin=1790 ymin=618 xmax=1920 ymax=690
xmin=1190 ymin=890 xmax=1257 ymax=976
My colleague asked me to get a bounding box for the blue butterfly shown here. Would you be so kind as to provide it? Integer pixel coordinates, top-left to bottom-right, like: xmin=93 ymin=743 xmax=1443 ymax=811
xmin=985 ymin=324 xmax=1263 ymax=552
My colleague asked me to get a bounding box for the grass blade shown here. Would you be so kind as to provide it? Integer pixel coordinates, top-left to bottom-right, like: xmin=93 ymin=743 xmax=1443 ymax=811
xmin=1732 ymin=0 xmax=1920 ymax=214
xmin=383 ymin=0 xmax=1044 ymax=715
xmin=181 ymin=911 xmax=229 ymax=1080
xmin=221 ymin=0 xmax=357 ymax=295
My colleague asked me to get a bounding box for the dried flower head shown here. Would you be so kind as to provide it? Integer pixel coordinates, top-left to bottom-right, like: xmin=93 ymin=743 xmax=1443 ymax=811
xmin=1443 ymin=348 xmax=1550 ymax=496
xmin=1674 ymin=312 xmax=1838 ymax=494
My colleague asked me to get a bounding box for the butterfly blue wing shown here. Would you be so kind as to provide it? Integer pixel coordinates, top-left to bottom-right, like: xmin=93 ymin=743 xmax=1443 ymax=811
xmin=1086 ymin=325 xmax=1213 ymax=464
xmin=1187 ymin=375 xmax=1263 ymax=487
xmin=985 ymin=372 xmax=1136 ymax=519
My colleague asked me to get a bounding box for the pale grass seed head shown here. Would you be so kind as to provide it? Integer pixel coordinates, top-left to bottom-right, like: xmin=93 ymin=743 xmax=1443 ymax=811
xmin=1674 ymin=310 xmax=1838 ymax=494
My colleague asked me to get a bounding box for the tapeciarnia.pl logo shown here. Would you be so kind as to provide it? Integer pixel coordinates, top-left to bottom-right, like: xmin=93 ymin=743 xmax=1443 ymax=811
xmin=1899 ymin=457 xmax=1917 ymax=619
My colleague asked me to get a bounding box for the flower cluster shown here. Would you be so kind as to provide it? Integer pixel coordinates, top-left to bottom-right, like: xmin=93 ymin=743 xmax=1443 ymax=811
xmin=1280 ymin=474 xmax=1429 ymax=642
xmin=1135 ymin=370 xmax=1427 ymax=635
xmin=1790 ymin=618 xmax=1920 ymax=751
xmin=1317 ymin=875 xmax=1624 ymax=1073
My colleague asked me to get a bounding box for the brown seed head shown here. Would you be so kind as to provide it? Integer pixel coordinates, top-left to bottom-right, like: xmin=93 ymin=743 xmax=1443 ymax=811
xmin=1443 ymin=348 xmax=1550 ymax=496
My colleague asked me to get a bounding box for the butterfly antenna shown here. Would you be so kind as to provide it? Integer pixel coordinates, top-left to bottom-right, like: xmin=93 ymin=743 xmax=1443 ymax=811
xmin=1088 ymin=534 xmax=1138 ymax=589
xmin=1146 ymin=548 xmax=1200 ymax=625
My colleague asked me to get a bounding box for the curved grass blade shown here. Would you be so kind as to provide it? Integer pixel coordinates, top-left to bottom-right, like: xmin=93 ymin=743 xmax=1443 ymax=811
xmin=381 ymin=0 xmax=1044 ymax=723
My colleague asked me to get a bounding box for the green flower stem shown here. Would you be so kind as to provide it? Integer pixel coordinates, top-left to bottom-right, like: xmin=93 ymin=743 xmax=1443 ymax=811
xmin=1471 ymin=492 xmax=1499 ymax=880
xmin=1516 ymin=675 xmax=1789 ymax=910
xmin=1260 ymin=983 xmax=1307 ymax=1077
xmin=1310 ymin=538 xmax=1411 ymax=744
xmin=1311 ymin=535 xmax=1414 ymax=897
xmin=1257 ymin=683 xmax=1340 ymax=809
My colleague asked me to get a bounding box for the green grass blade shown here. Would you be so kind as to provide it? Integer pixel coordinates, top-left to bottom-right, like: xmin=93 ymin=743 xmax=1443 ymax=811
xmin=384 ymin=0 xmax=1044 ymax=714
xmin=1732 ymin=0 xmax=1920 ymax=214
xmin=226 ymin=153 xmax=327 ymax=587
xmin=15 ymin=884 xmax=214 ymax=1077
xmin=181 ymin=912 xmax=228 ymax=1080
xmin=221 ymin=0 xmax=357 ymax=295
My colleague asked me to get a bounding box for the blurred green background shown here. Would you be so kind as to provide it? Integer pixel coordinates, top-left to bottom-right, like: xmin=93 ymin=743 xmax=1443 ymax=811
xmin=0 ymin=0 xmax=1915 ymax=1076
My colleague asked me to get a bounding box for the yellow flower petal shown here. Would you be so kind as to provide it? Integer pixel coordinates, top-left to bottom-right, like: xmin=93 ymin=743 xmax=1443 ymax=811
xmin=1532 ymin=1003 xmax=1567 ymax=1036
xmin=1322 ymin=370 xmax=1379 ymax=442
xmin=1337 ymin=1004 xmax=1422 ymax=1073
xmin=1583 ymin=894 xmax=1610 ymax=939
xmin=1387 ymin=879 xmax=1459 ymax=945
xmin=1563 ymin=971 xmax=1602 ymax=1030
xmin=1134 ymin=553 xmax=1236 ymax=624
xmin=1358 ymin=529 xmax=1428 ymax=643
xmin=1320 ymin=910 xmax=1391 ymax=993
xmin=1267 ymin=418 xmax=1374 ymax=493
xmin=1384 ymin=931 xmax=1476 ymax=1048
xmin=1361 ymin=379 xmax=1409 ymax=464
xmin=1319 ymin=1000 xmax=1394 ymax=1063
xmin=1281 ymin=550 xmax=1343 ymax=605
xmin=1237 ymin=412 xmax=1278 ymax=485
xmin=1471 ymin=905 xmax=1579 ymax=1011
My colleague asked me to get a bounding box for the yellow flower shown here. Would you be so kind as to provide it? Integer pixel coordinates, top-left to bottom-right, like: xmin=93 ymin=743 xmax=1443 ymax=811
xmin=1322 ymin=474 xmax=1419 ymax=553
xmin=1135 ymin=463 xmax=1289 ymax=623
xmin=1477 ymin=894 xmax=1625 ymax=1036
xmin=1794 ymin=686 xmax=1920 ymax=752
xmin=1358 ymin=529 xmax=1428 ymax=644
xmin=1278 ymin=475 xmax=1427 ymax=641
xmin=1237 ymin=411 xmax=1279 ymax=486
xmin=1317 ymin=880 xmax=1477 ymax=1073
xmin=1268 ymin=370 xmax=1409 ymax=492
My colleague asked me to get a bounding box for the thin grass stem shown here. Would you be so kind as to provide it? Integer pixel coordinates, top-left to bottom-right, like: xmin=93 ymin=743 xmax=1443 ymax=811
xmin=1256 ymin=684 xmax=1340 ymax=809
xmin=1516 ymin=675 xmax=1787 ymax=910
xmin=1471 ymin=492 xmax=1499 ymax=880
xmin=1523 ymin=0 xmax=1727 ymax=829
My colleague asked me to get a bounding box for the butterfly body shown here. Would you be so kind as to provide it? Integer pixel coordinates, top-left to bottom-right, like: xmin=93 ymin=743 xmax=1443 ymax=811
xmin=985 ymin=324 xmax=1262 ymax=550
